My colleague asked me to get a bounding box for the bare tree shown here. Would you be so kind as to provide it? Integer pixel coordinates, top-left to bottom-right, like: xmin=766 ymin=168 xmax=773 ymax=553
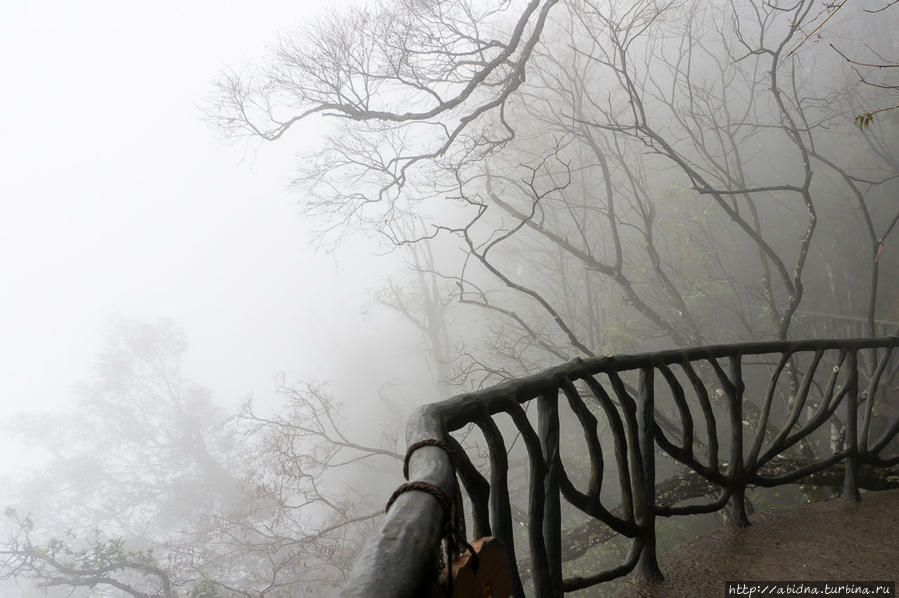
xmin=211 ymin=0 xmax=898 ymax=370
xmin=1 ymin=319 xmax=403 ymax=597
xmin=789 ymin=0 xmax=899 ymax=127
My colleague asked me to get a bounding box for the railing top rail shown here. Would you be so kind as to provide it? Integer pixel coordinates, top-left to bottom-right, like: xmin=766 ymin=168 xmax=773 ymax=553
xmin=433 ymin=336 xmax=899 ymax=431
xmin=342 ymin=336 xmax=899 ymax=598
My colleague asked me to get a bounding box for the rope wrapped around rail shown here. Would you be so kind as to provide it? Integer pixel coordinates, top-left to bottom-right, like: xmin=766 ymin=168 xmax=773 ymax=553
xmin=385 ymin=439 xmax=479 ymax=597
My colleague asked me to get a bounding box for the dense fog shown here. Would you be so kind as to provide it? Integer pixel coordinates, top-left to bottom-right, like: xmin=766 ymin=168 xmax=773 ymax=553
xmin=2 ymin=0 xmax=898 ymax=596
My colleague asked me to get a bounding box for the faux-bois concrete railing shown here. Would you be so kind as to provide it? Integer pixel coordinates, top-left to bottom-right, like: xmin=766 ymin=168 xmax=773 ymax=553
xmin=343 ymin=337 xmax=899 ymax=597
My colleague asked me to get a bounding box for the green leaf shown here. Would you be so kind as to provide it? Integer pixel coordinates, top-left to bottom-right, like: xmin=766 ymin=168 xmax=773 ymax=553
xmin=854 ymin=113 xmax=874 ymax=130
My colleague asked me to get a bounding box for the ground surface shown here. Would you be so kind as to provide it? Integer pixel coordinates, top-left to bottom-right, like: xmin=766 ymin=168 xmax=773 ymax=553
xmin=620 ymin=488 xmax=899 ymax=597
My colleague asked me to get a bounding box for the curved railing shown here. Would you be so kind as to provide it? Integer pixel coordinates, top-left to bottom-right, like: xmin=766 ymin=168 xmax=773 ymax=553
xmin=343 ymin=337 xmax=899 ymax=597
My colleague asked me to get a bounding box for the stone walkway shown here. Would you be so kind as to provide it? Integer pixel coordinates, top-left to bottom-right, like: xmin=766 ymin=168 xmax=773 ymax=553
xmin=621 ymin=488 xmax=899 ymax=597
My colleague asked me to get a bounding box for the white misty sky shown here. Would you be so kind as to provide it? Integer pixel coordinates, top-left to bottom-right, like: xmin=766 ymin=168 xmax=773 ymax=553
xmin=0 ymin=0 xmax=418 ymax=464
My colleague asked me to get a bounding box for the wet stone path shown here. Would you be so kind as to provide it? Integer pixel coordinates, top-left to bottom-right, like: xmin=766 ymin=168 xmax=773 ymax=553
xmin=621 ymin=488 xmax=899 ymax=597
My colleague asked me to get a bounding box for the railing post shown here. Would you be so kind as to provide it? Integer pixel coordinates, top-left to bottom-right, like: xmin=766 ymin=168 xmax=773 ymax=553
xmin=636 ymin=367 xmax=663 ymax=582
xmin=538 ymin=391 xmax=563 ymax=596
xmin=727 ymin=355 xmax=750 ymax=527
xmin=843 ymin=349 xmax=860 ymax=501
xmin=477 ymin=416 xmax=525 ymax=597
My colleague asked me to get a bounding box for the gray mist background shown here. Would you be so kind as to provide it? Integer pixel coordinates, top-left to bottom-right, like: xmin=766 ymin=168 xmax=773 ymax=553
xmin=0 ymin=0 xmax=418 ymax=468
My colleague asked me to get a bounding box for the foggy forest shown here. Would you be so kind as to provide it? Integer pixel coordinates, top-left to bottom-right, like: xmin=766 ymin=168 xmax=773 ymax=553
xmin=2 ymin=0 xmax=899 ymax=596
